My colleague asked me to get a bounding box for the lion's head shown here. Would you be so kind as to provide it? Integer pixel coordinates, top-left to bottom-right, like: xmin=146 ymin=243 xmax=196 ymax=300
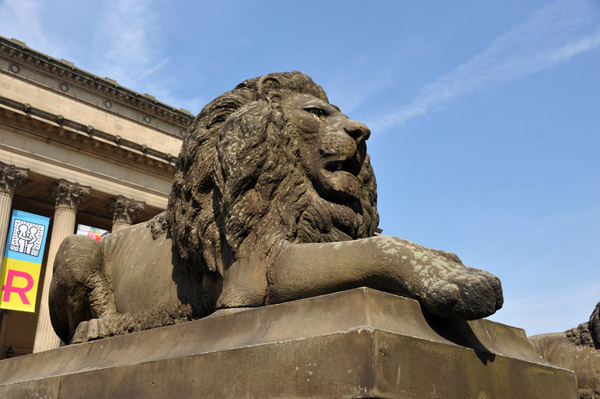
xmin=167 ymin=71 xmax=379 ymax=277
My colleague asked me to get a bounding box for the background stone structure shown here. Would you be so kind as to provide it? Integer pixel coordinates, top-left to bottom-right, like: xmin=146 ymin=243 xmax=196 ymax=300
xmin=0 ymin=35 xmax=192 ymax=356
xmin=530 ymin=301 xmax=600 ymax=399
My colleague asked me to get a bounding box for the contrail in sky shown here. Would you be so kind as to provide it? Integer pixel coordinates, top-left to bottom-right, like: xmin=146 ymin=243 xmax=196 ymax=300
xmin=367 ymin=0 xmax=600 ymax=134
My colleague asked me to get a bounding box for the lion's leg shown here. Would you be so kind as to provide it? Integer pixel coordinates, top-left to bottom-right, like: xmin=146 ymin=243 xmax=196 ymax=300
xmin=266 ymin=236 xmax=503 ymax=320
xmin=50 ymin=235 xmax=112 ymax=343
xmin=68 ymin=276 xmax=123 ymax=344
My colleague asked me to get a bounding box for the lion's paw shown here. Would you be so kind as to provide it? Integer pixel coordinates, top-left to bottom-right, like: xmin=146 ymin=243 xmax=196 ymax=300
xmin=422 ymin=268 xmax=503 ymax=320
xmin=71 ymin=318 xmax=110 ymax=344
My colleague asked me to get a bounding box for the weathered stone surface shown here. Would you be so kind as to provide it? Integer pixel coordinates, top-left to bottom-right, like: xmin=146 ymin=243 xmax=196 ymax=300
xmin=0 ymin=289 xmax=578 ymax=398
xmin=530 ymin=301 xmax=600 ymax=399
xmin=50 ymin=71 xmax=503 ymax=345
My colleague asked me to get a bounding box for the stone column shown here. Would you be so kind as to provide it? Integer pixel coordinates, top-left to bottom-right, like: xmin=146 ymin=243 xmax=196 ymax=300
xmin=0 ymin=163 xmax=28 ymax=339
xmin=106 ymin=195 xmax=144 ymax=232
xmin=33 ymin=179 xmax=90 ymax=353
xmin=0 ymin=162 xmax=29 ymax=268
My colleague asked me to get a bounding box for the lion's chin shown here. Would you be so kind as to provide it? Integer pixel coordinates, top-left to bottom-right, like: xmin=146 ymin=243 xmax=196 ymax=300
xmin=318 ymin=171 xmax=362 ymax=203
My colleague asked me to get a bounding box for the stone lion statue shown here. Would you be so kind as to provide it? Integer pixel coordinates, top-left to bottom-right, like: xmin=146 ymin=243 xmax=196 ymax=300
xmin=530 ymin=301 xmax=600 ymax=399
xmin=50 ymin=71 xmax=503 ymax=344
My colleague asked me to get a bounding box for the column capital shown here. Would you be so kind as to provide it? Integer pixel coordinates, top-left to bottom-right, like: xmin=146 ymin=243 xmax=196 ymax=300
xmin=106 ymin=195 xmax=145 ymax=225
xmin=49 ymin=179 xmax=90 ymax=211
xmin=0 ymin=162 xmax=29 ymax=197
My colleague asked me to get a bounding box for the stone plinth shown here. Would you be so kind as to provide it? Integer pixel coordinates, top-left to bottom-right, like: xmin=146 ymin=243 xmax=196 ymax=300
xmin=0 ymin=288 xmax=579 ymax=398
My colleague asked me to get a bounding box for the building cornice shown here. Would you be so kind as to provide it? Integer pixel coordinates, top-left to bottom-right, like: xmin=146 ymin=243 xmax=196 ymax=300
xmin=0 ymin=96 xmax=176 ymax=176
xmin=0 ymin=36 xmax=194 ymax=130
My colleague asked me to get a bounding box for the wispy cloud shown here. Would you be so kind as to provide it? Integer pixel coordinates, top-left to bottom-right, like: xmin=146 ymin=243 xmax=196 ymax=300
xmin=0 ymin=0 xmax=204 ymax=111
xmin=88 ymin=1 xmax=207 ymax=111
xmin=0 ymin=0 xmax=65 ymax=56
xmin=367 ymin=0 xmax=600 ymax=134
xmin=92 ymin=0 xmax=164 ymax=87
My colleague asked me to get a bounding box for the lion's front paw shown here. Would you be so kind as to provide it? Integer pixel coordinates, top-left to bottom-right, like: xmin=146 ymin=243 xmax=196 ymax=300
xmin=71 ymin=318 xmax=110 ymax=344
xmin=422 ymin=268 xmax=503 ymax=320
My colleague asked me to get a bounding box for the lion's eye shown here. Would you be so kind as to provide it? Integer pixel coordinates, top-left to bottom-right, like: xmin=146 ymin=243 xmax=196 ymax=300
xmin=305 ymin=107 xmax=324 ymax=120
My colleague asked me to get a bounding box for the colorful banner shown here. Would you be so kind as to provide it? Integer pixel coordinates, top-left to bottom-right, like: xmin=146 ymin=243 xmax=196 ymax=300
xmin=76 ymin=224 xmax=108 ymax=242
xmin=0 ymin=210 xmax=50 ymax=312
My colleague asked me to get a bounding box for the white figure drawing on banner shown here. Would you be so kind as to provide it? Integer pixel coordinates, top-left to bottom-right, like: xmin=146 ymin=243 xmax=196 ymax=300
xmin=9 ymin=220 xmax=44 ymax=257
xmin=17 ymin=224 xmax=34 ymax=254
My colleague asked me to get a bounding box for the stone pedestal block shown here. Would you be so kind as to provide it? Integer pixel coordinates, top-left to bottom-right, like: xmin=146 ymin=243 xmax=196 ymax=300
xmin=0 ymin=288 xmax=579 ymax=398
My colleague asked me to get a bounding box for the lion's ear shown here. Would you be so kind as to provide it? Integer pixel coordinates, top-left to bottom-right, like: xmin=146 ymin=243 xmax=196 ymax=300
xmin=257 ymin=76 xmax=282 ymax=102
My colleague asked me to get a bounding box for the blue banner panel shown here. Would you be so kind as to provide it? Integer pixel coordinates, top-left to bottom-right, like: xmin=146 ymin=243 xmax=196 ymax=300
xmin=1 ymin=210 xmax=50 ymax=312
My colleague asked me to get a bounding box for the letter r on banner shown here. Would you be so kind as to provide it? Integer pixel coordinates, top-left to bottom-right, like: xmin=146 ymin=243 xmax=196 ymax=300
xmin=2 ymin=269 xmax=34 ymax=305
xmin=0 ymin=258 xmax=42 ymax=312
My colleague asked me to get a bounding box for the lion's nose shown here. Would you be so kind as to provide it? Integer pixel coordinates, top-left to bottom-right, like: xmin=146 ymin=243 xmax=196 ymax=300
xmin=344 ymin=121 xmax=371 ymax=144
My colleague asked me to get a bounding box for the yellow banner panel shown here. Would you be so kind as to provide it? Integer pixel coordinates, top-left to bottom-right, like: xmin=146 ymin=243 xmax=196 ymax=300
xmin=0 ymin=258 xmax=41 ymax=312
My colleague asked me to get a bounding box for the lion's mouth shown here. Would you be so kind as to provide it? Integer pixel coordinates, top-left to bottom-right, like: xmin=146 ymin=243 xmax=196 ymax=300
xmin=323 ymin=157 xmax=361 ymax=176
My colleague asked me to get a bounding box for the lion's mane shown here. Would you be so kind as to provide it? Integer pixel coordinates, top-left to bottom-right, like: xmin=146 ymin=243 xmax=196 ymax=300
xmin=167 ymin=71 xmax=379 ymax=278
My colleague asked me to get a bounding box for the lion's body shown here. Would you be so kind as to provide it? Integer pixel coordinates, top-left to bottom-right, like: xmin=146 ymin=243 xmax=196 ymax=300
xmin=50 ymin=218 xmax=217 ymax=342
xmin=105 ymin=223 xmax=175 ymax=313
xmin=50 ymin=72 xmax=503 ymax=344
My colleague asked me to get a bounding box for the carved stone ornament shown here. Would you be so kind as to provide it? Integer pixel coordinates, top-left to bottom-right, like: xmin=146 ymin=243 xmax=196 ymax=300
xmin=49 ymin=179 xmax=90 ymax=210
xmin=106 ymin=195 xmax=145 ymax=225
xmin=0 ymin=162 xmax=29 ymax=196
xmin=49 ymin=72 xmax=504 ymax=345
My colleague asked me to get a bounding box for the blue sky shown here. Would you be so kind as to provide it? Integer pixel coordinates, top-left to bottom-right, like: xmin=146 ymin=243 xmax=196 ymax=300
xmin=1 ymin=0 xmax=599 ymax=336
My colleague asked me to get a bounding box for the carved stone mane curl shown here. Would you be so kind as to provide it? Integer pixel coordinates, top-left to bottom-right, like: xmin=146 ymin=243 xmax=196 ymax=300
xmin=167 ymin=71 xmax=378 ymax=277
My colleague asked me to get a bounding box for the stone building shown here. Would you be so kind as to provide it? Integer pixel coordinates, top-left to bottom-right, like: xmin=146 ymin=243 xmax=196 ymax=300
xmin=0 ymin=36 xmax=192 ymax=356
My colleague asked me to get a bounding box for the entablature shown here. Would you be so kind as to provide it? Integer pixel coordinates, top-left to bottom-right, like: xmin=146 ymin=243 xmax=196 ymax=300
xmin=0 ymin=36 xmax=194 ymax=139
xmin=0 ymin=96 xmax=176 ymax=177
